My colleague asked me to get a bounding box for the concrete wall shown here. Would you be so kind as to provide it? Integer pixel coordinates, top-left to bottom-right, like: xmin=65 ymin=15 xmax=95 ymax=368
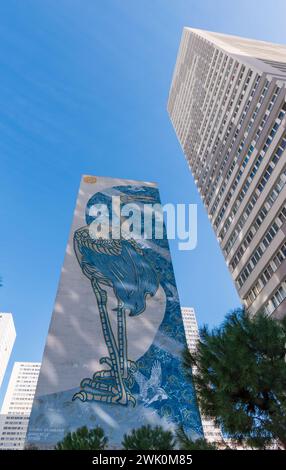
xmin=26 ymin=175 xmax=202 ymax=449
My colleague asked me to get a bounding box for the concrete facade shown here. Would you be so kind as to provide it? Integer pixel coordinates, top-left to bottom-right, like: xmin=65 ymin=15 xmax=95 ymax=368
xmin=26 ymin=175 xmax=202 ymax=449
xmin=181 ymin=307 xmax=223 ymax=444
xmin=0 ymin=362 xmax=40 ymax=449
xmin=168 ymin=28 xmax=286 ymax=318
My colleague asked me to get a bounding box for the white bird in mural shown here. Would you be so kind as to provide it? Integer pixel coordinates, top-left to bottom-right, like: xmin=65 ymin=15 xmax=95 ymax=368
xmin=133 ymin=361 xmax=168 ymax=406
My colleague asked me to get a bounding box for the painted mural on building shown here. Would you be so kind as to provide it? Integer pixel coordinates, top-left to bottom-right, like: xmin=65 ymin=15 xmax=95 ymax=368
xmin=26 ymin=176 xmax=202 ymax=448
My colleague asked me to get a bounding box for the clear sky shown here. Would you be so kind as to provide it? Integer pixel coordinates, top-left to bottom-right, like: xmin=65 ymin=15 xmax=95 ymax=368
xmin=1 ymin=0 xmax=286 ymax=407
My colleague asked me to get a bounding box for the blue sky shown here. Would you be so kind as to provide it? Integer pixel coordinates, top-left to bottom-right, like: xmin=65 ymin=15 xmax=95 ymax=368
xmin=1 ymin=0 xmax=286 ymax=406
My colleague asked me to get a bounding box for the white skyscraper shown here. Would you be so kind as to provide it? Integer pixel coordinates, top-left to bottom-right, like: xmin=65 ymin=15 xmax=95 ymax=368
xmin=0 ymin=313 xmax=16 ymax=388
xmin=181 ymin=307 xmax=200 ymax=353
xmin=0 ymin=362 xmax=41 ymax=449
xmin=169 ymin=29 xmax=286 ymax=319
xmin=181 ymin=307 xmax=223 ymax=444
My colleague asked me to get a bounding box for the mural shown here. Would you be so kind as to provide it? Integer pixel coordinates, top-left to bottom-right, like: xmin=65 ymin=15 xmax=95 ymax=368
xmin=26 ymin=176 xmax=202 ymax=449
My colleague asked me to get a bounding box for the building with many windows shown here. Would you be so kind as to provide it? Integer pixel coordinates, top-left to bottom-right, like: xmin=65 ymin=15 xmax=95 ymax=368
xmin=0 ymin=362 xmax=41 ymax=449
xmin=0 ymin=313 xmax=16 ymax=388
xmin=181 ymin=307 xmax=224 ymax=444
xmin=169 ymin=29 xmax=286 ymax=318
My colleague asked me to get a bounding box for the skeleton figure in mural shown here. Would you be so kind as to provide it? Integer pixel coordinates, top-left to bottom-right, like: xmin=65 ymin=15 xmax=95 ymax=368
xmin=72 ymin=188 xmax=159 ymax=406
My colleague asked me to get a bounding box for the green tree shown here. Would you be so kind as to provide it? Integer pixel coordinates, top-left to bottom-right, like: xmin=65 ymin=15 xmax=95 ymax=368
xmin=122 ymin=425 xmax=175 ymax=450
xmin=176 ymin=426 xmax=218 ymax=450
xmin=55 ymin=425 xmax=108 ymax=450
xmin=183 ymin=308 xmax=286 ymax=449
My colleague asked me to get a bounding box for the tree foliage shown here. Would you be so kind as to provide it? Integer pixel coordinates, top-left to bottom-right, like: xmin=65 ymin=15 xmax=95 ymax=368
xmin=176 ymin=426 xmax=218 ymax=450
xmin=55 ymin=425 xmax=108 ymax=450
xmin=183 ymin=308 xmax=286 ymax=449
xmin=122 ymin=425 xmax=175 ymax=450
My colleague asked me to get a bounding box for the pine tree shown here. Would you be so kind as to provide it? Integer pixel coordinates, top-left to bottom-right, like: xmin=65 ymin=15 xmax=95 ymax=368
xmin=183 ymin=308 xmax=286 ymax=449
xmin=122 ymin=425 xmax=175 ymax=450
xmin=55 ymin=425 xmax=108 ymax=450
xmin=176 ymin=426 xmax=218 ymax=450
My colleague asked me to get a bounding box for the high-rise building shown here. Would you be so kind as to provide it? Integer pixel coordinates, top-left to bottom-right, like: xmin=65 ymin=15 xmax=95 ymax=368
xmin=0 ymin=362 xmax=41 ymax=450
xmin=169 ymin=29 xmax=286 ymax=318
xmin=26 ymin=175 xmax=202 ymax=449
xmin=181 ymin=307 xmax=223 ymax=444
xmin=0 ymin=313 xmax=16 ymax=388
xmin=181 ymin=307 xmax=200 ymax=353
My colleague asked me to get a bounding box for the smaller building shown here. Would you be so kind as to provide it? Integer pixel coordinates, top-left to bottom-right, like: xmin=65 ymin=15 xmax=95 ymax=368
xmin=0 ymin=313 xmax=16 ymax=388
xmin=181 ymin=307 xmax=224 ymax=444
xmin=180 ymin=307 xmax=200 ymax=354
xmin=0 ymin=362 xmax=41 ymax=450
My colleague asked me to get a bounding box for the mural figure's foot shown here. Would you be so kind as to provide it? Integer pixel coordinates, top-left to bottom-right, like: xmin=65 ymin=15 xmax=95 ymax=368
xmin=99 ymin=356 xmax=113 ymax=367
xmin=127 ymin=360 xmax=137 ymax=374
xmin=90 ymin=359 xmax=137 ymax=390
xmin=72 ymin=357 xmax=137 ymax=406
xmin=124 ymin=360 xmax=137 ymax=388
xmin=80 ymin=377 xmax=117 ymax=394
xmin=115 ymin=391 xmax=136 ymax=407
xmin=93 ymin=369 xmax=115 ymax=380
xmin=72 ymin=390 xmax=115 ymax=403
xmin=72 ymin=388 xmax=136 ymax=407
xmin=92 ymin=359 xmax=137 ymax=380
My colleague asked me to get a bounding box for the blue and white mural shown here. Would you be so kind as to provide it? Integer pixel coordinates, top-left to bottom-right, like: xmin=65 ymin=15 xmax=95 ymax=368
xmin=26 ymin=176 xmax=202 ymax=449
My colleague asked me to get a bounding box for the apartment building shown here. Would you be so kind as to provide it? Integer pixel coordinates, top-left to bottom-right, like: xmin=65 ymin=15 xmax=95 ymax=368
xmin=0 ymin=362 xmax=41 ymax=449
xmin=169 ymin=29 xmax=286 ymax=318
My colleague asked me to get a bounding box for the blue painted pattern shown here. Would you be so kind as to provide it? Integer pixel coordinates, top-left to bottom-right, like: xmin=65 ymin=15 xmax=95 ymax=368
xmin=26 ymin=184 xmax=202 ymax=448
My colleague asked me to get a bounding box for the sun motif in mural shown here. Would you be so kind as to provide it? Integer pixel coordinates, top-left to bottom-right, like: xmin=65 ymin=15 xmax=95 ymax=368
xmin=72 ymin=189 xmax=159 ymax=407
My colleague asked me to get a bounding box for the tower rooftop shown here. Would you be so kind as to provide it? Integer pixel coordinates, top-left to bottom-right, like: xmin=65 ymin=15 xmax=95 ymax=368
xmin=186 ymin=28 xmax=286 ymax=79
